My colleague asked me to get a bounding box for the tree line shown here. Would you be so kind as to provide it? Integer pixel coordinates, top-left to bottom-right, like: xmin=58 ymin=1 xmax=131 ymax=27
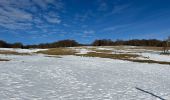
xmin=0 ymin=39 xmax=168 ymax=48
xmin=0 ymin=40 xmax=24 ymax=48
xmin=0 ymin=40 xmax=79 ymax=49
xmin=92 ymin=39 xmax=165 ymax=47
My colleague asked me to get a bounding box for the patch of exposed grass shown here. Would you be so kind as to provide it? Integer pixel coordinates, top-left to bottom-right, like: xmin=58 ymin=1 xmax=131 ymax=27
xmin=128 ymin=59 xmax=170 ymax=65
xmin=0 ymin=50 xmax=30 ymax=55
xmin=37 ymin=48 xmax=76 ymax=55
xmin=45 ymin=55 xmax=62 ymax=58
xmin=77 ymin=52 xmax=170 ymax=65
xmin=76 ymin=52 xmax=139 ymax=59
xmin=0 ymin=58 xmax=10 ymax=61
xmin=132 ymin=46 xmax=163 ymax=51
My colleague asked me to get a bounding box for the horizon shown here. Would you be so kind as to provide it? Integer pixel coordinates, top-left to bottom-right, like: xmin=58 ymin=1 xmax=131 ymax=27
xmin=0 ymin=0 xmax=170 ymax=45
xmin=0 ymin=38 xmax=166 ymax=46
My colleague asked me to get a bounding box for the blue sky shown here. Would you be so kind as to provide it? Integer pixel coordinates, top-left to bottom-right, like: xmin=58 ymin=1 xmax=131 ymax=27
xmin=0 ymin=0 xmax=170 ymax=44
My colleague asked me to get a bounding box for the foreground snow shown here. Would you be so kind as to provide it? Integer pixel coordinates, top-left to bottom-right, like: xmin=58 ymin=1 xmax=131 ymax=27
xmin=0 ymin=49 xmax=170 ymax=99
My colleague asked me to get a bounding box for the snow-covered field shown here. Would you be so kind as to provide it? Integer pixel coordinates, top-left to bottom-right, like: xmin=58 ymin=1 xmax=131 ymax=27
xmin=0 ymin=47 xmax=170 ymax=100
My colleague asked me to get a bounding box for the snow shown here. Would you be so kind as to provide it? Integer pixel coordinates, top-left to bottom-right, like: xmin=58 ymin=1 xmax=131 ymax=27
xmin=0 ymin=48 xmax=47 ymax=53
xmin=140 ymin=52 xmax=170 ymax=62
xmin=0 ymin=48 xmax=170 ymax=100
xmin=75 ymin=48 xmax=92 ymax=54
xmin=97 ymin=47 xmax=113 ymax=50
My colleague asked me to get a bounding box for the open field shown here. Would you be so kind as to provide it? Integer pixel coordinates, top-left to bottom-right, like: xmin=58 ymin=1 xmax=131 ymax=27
xmin=0 ymin=46 xmax=170 ymax=100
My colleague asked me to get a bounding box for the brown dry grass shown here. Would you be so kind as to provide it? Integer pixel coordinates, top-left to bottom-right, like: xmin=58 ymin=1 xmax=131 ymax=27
xmin=132 ymin=46 xmax=163 ymax=51
xmin=0 ymin=50 xmax=30 ymax=55
xmin=128 ymin=59 xmax=170 ymax=65
xmin=37 ymin=48 xmax=76 ymax=55
xmin=76 ymin=52 xmax=139 ymax=59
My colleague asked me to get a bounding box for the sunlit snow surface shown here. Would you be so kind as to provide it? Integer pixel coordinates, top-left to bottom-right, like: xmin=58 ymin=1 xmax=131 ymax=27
xmin=0 ymin=48 xmax=47 ymax=53
xmin=0 ymin=48 xmax=170 ymax=100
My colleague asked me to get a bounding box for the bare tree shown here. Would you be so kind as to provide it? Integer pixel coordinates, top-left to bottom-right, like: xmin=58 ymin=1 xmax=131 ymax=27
xmin=167 ymin=36 xmax=170 ymax=46
xmin=162 ymin=36 xmax=170 ymax=54
xmin=163 ymin=42 xmax=167 ymax=53
xmin=167 ymin=36 xmax=170 ymax=52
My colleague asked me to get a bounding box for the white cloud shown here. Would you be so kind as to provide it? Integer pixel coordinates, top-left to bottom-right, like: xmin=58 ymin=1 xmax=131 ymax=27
xmin=63 ymin=23 xmax=70 ymax=27
xmin=102 ymin=24 xmax=131 ymax=32
xmin=82 ymin=30 xmax=95 ymax=38
xmin=0 ymin=0 xmax=64 ymax=30
xmin=44 ymin=12 xmax=61 ymax=24
xmin=32 ymin=0 xmax=64 ymax=10
xmin=0 ymin=22 xmax=33 ymax=30
xmin=97 ymin=0 xmax=131 ymax=17
xmin=44 ymin=16 xmax=61 ymax=24
xmin=74 ymin=11 xmax=93 ymax=22
xmin=83 ymin=30 xmax=95 ymax=34
xmin=0 ymin=0 xmax=34 ymax=9
xmin=98 ymin=0 xmax=108 ymax=11
xmin=0 ymin=6 xmax=33 ymax=29
xmin=111 ymin=4 xmax=130 ymax=14
xmin=0 ymin=6 xmax=33 ymax=21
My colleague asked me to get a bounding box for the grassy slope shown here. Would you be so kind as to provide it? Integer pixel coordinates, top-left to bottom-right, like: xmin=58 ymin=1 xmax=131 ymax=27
xmin=37 ymin=48 xmax=76 ymax=55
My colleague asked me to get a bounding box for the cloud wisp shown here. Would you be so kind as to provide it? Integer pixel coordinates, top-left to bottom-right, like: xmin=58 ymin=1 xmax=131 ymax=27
xmin=0 ymin=0 xmax=63 ymax=30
